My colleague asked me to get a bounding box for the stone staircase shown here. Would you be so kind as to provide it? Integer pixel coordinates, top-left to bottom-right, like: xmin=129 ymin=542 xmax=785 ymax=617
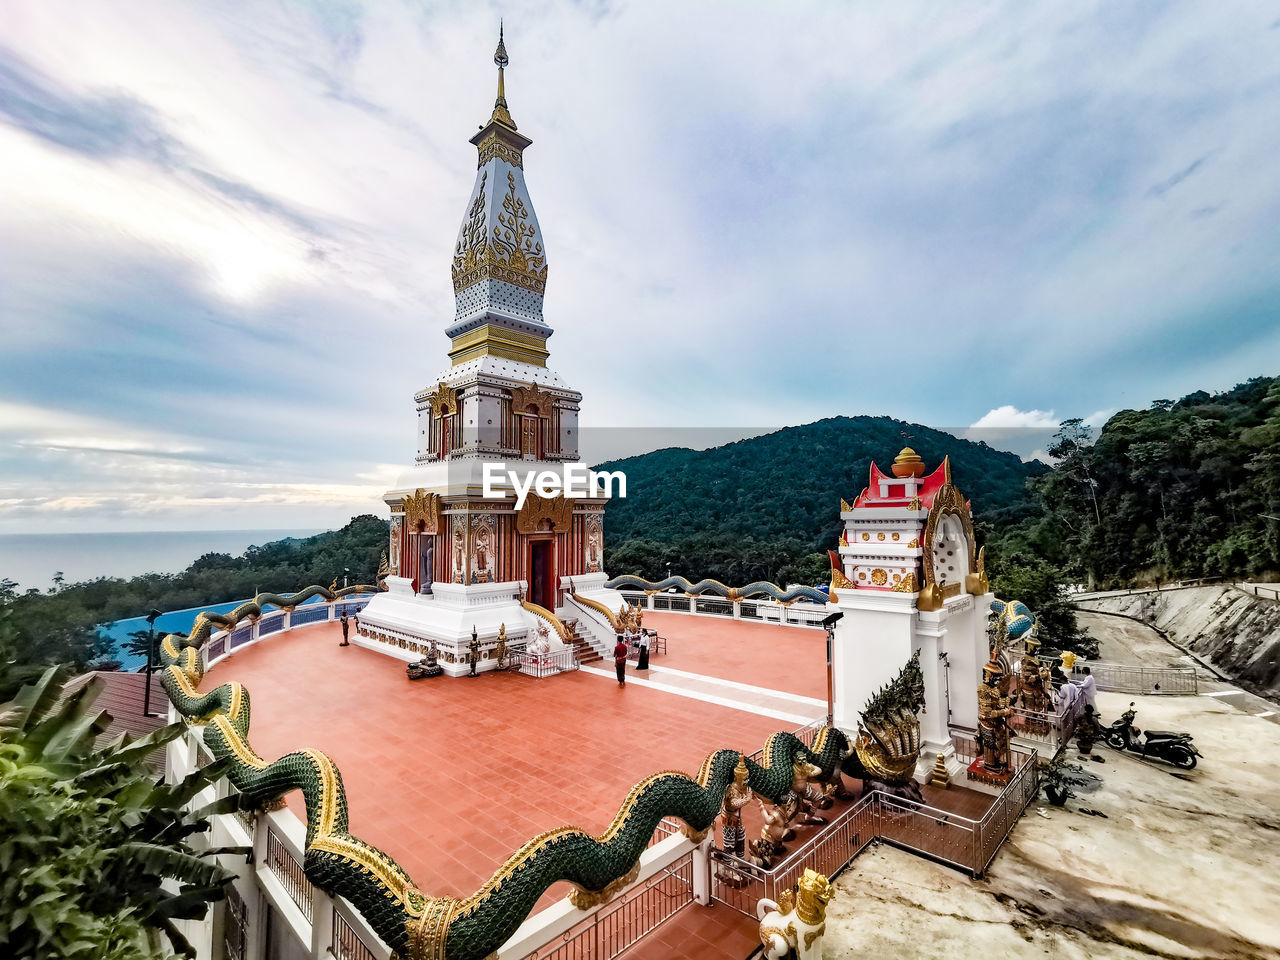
xmin=560 ymin=617 xmax=603 ymax=665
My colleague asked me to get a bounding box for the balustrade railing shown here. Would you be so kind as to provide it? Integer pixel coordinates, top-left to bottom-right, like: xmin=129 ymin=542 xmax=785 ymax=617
xmin=522 ymin=852 xmax=694 ymax=960
xmin=519 ymin=648 xmax=579 ymax=678
xmin=265 ymin=827 xmax=314 ymax=921
xmin=713 ymin=739 xmax=1038 ymax=916
xmin=258 ymin=613 xmax=286 ymax=636
xmin=1077 ymin=661 xmax=1198 ymax=695
xmin=291 ymin=603 xmax=331 ymax=626
xmin=624 ymin=590 xmax=825 ymax=628
xmin=332 ymin=906 xmax=379 ymax=960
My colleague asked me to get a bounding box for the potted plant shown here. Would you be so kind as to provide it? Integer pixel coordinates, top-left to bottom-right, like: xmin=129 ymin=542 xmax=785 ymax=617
xmin=1041 ymin=755 xmax=1088 ymax=806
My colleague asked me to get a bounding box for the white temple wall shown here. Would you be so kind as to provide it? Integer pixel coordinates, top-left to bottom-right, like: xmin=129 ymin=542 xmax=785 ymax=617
xmin=940 ymin=592 xmax=992 ymax=732
xmin=474 ymin=389 xmax=504 ymax=449
xmin=829 ymin=596 xmax=915 ymax=734
xmin=910 ymin=622 xmax=949 ymax=751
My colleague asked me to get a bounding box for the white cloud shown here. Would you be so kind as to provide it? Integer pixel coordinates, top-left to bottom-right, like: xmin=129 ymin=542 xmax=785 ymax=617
xmin=968 ymin=406 xmax=1059 ymax=430
xmin=1082 ymin=408 xmax=1117 ymax=428
xmin=2 ymin=1 xmax=1279 ymax=531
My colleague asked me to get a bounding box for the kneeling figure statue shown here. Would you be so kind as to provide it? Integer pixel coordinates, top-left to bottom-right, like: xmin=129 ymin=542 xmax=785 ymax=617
xmin=757 ymin=869 xmax=834 ymax=960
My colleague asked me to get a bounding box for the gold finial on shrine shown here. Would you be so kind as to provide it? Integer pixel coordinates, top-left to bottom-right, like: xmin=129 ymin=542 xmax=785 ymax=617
xmin=489 ymin=21 xmax=517 ymax=129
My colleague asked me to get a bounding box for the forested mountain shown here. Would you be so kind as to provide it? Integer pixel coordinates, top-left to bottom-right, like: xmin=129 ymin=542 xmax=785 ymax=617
xmin=1013 ymin=376 xmax=1280 ymax=587
xmin=4 ymin=376 xmax=1276 ymax=679
xmin=599 ymin=416 xmax=1047 ymax=585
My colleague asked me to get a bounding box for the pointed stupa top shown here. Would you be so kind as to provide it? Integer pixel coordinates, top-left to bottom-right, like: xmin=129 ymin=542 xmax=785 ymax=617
xmin=448 ymin=24 xmax=550 ymax=361
xmin=489 ymin=21 xmax=516 ymax=129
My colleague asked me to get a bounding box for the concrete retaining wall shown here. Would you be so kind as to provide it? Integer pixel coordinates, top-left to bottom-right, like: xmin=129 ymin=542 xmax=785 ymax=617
xmin=1077 ymin=585 xmax=1280 ymax=698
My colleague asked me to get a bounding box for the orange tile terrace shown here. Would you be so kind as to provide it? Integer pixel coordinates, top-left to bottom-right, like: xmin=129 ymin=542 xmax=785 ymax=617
xmin=200 ymin=614 xmax=829 ymax=905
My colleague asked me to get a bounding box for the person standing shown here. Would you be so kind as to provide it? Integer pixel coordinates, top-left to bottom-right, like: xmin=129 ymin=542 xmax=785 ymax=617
xmin=637 ymin=630 xmax=650 ymax=671
xmin=614 ymin=635 xmax=628 ymax=687
xmin=340 ymin=610 xmax=350 ymax=646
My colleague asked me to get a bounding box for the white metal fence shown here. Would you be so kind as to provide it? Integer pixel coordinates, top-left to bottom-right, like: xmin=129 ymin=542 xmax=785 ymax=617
xmin=621 ymin=590 xmax=827 ymax=628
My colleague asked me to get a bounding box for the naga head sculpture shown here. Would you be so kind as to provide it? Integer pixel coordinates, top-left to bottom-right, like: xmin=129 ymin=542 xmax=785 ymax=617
xmin=854 ymin=652 xmax=927 ymax=784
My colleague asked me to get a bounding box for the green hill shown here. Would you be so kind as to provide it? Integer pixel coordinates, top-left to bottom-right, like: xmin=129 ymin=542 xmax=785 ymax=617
xmin=597 ymin=415 xmax=1047 ymax=585
xmin=1029 ymin=375 xmax=1280 ymax=586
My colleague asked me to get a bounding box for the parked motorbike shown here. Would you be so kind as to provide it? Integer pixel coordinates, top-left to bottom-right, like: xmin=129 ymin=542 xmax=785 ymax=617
xmin=1104 ymin=703 xmax=1201 ymax=769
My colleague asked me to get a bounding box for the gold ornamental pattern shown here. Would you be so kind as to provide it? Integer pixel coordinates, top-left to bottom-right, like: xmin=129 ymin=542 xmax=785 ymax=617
xmin=451 ymin=171 xmax=548 ymax=295
xmin=402 ymin=489 xmax=443 ymax=535
xmin=516 ymin=492 xmax=574 ymax=533
xmin=476 ymin=130 xmax=523 ymax=168
xmin=422 ymin=382 xmax=460 ymax=417
xmin=917 ymin=482 xmax=982 ymax=611
xmin=510 ymin=383 xmax=555 ymax=415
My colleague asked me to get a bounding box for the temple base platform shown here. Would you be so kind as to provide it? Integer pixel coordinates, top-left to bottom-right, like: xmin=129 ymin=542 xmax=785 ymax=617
xmin=356 ymin=576 xmax=561 ymax=677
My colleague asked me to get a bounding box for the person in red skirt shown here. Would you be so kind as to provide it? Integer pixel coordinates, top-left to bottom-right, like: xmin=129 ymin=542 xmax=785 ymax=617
xmin=613 ymin=635 xmax=628 ymax=687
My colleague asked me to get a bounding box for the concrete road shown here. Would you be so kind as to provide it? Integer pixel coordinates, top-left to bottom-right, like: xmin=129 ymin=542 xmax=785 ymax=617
xmin=1078 ymin=610 xmax=1280 ymax=727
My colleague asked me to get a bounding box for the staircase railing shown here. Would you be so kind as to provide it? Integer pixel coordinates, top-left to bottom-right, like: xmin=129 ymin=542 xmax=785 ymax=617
xmin=519 ymin=597 xmax=572 ymax=642
xmin=563 ymin=594 xmax=618 ymax=659
xmin=570 ymin=590 xmax=623 ymax=632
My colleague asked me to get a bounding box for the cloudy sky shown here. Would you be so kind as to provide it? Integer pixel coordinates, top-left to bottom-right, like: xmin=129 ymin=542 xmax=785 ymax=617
xmin=1 ymin=0 xmax=1278 ymax=534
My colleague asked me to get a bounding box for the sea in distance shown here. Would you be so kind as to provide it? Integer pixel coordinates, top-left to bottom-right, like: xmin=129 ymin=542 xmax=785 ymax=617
xmin=0 ymin=528 xmax=326 ymax=594
xmin=0 ymin=529 xmax=328 ymax=671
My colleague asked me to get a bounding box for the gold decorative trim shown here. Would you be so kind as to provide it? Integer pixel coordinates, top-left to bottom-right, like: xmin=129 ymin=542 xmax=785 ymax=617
xmin=405 ymin=895 xmax=461 ymax=960
xmin=680 ymin=824 xmax=709 ymax=845
xmin=568 ymin=863 xmax=641 ymax=910
xmin=573 ymin=591 xmax=623 ymax=632
xmin=211 ymin=714 xmax=269 ymax=770
xmin=451 ymin=171 xmax=548 ymax=295
xmin=475 ymin=129 xmax=523 ymax=168
xmin=516 ymin=493 xmax=573 ymax=533
xmin=965 ymin=545 xmax=990 ymax=595
xmin=449 ymin=323 xmax=549 ymax=367
xmin=421 ymin=383 xmax=460 ymax=417
xmin=840 ymin=498 xmax=852 ymax=512
xmin=510 ymin=383 xmax=555 ymax=415
xmin=403 ymin=489 xmax=443 ymax=535
xmin=918 ymin=482 xmax=980 ymax=611
xmin=521 ymin=598 xmax=572 ymax=642
xmin=830 ymin=568 xmax=856 ymax=590
xmin=891 ymin=573 xmax=918 ymax=593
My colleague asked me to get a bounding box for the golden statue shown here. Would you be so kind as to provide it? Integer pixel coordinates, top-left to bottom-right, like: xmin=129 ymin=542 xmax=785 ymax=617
xmin=757 ymin=869 xmax=834 ymax=960
xmin=720 ymin=755 xmax=753 ymax=857
xmin=977 ymin=657 xmax=1014 ymax=776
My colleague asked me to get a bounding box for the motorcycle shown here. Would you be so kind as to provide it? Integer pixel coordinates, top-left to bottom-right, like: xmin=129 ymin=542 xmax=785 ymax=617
xmin=1104 ymin=702 xmax=1201 ymax=769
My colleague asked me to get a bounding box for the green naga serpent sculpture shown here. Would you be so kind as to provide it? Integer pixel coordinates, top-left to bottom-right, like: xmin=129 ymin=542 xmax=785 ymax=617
xmin=158 ymin=584 xmax=857 ymax=960
xmin=604 ymin=574 xmax=829 ymax=604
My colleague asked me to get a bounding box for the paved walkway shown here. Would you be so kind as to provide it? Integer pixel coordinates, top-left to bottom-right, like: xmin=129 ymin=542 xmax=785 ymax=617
xmin=203 ymin=621 xmax=799 ymax=909
xmin=639 ymin=611 xmax=828 ymax=699
xmin=1078 ymin=610 xmax=1280 ymax=726
xmin=581 ymin=661 xmax=826 ymax=725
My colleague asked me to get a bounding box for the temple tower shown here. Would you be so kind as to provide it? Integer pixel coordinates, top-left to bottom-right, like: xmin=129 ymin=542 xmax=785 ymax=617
xmin=418 ymin=23 xmax=582 ymax=465
xmin=359 ymin=29 xmax=619 ymax=673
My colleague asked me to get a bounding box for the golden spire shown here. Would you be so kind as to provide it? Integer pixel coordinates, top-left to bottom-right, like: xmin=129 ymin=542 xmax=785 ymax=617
xmin=489 ymin=20 xmax=516 ymax=129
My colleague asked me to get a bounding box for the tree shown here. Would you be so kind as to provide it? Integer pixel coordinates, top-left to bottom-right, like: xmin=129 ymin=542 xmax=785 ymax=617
xmin=123 ymin=628 xmax=161 ymax=666
xmin=987 ymin=549 xmax=1096 ymax=658
xmin=0 ymin=668 xmax=243 ymax=958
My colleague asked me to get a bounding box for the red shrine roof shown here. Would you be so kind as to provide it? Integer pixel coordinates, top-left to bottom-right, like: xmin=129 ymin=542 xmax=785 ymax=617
xmin=852 ymin=455 xmax=953 ymax=510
